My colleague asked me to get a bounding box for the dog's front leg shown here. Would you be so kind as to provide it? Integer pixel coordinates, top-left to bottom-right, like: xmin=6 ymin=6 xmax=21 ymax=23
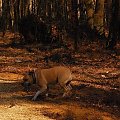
xmin=32 ymin=85 xmax=47 ymax=101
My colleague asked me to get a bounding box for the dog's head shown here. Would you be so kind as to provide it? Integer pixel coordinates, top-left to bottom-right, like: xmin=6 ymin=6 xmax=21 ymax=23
xmin=22 ymin=70 xmax=36 ymax=92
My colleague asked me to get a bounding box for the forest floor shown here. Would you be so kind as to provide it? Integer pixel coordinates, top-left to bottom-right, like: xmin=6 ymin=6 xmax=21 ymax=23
xmin=0 ymin=32 xmax=120 ymax=120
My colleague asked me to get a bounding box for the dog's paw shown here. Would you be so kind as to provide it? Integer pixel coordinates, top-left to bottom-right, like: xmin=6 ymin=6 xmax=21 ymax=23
xmin=62 ymin=91 xmax=72 ymax=98
xmin=32 ymin=97 xmax=36 ymax=101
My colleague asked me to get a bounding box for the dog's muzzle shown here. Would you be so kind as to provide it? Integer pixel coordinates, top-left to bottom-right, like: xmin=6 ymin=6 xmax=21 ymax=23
xmin=21 ymin=81 xmax=31 ymax=92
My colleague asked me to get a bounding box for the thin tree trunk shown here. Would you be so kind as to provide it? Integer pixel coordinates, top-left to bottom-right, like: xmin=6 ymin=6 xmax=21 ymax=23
xmin=85 ymin=0 xmax=94 ymax=29
xmin=2 ymin=0 xmax=7 ymax=36
xmin=94 ymin=0 xmax=105 ymax=35
xmin=46 ymin=0 xmax=52 ymax=23
xmin=14 ymin=0 xmax=20 ymax=31
xmin=105 ymin=0 xmax=112 ymax=28
xmin=36 ymin=0 xmax=41 ymax=15
xmin=63 ymin=0 xmax=68 ymax=29
xmin=71 ymin=0 xmax=79 ymax=50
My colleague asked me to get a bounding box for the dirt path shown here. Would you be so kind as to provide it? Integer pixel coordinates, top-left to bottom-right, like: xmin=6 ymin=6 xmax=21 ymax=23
xmin=0 ymin=75 xmax=119 ymax=120
xmin=0 ymin=32 xmax=120 ymax=120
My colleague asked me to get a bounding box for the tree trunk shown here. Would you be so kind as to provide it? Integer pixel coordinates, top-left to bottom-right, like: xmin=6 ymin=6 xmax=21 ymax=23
xmin=37 ymin=0 xmax=46 ymax=20
xmin=46 ymin=0 xmax=52 ymax=23
xmin=106 ymin=0 xmax=120 ymax=49
xmin=94 ymin=0 xmax=105 ymax=35
xmin=104 ymin=0 xmax=112 ymax=28
xmin=14 ymin=0 xmax=20 ymax=31
xmin=63 ymin=0 xmax=68 ymax=29
xmin=2 ymin=0 xmax=8 ymax=36
xmin=85 ymin=0 xmax=94 ymax=29
xmin=71 ymin=0 xmax=79 ymax=50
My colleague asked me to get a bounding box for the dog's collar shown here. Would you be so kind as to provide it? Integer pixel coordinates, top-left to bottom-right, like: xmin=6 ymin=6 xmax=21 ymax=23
xmin=31 ymin=70 xmax=37 ymax=84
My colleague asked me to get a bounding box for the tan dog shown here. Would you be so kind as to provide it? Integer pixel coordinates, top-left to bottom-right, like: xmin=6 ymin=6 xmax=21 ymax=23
xmin=22 ymin=66 xmax=73 ymax=101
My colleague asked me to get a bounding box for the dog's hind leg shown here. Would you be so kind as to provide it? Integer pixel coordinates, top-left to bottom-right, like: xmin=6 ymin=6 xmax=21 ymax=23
xmin=32 ymin=85 xmax=47 ymax=101
xmin=62 ymin=83 xmax=72 ymax=98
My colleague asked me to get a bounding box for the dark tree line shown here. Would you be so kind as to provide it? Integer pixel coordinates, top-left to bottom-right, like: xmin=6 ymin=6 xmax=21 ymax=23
xmin=0 ymin=0 xmax=119 ymax=49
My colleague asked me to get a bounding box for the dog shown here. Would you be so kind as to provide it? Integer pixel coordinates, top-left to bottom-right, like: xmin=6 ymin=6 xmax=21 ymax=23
xmin=22 ymin=66 xmax=73 ymax=101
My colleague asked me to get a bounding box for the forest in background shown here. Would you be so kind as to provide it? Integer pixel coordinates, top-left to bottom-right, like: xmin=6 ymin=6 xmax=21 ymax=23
xmin=0 ymin=0 xmax=119 ymax=50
